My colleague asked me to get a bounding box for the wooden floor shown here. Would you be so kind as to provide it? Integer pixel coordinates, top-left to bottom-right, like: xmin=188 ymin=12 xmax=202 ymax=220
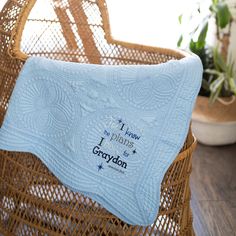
xmin=191 ymin=143 xmax=236 ymax=236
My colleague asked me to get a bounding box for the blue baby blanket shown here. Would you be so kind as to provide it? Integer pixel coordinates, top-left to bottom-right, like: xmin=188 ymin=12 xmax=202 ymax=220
xmin=0 ymin=56 xmax=202 ymax=225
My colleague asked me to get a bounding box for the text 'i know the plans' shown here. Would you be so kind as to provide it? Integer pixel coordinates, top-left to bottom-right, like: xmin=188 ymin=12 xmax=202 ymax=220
xmin=92 ymin=118 xmax=142 ymax=173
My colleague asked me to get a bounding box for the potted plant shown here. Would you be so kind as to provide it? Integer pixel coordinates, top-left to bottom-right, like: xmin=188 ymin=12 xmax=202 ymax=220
xmin=178 ymin=0 xmax=236 ymax=145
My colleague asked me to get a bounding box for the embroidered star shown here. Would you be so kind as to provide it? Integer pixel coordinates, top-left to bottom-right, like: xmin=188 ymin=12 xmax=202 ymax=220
xmin=123 ymin=150 xmax=129 ymax=157
xmin=132 ymin=149 xmax=137 ymax=154
xmin=104 ymin=129 xmax=110 ymax=136
xmin=97 ymin=163 xmax=104 ymax=171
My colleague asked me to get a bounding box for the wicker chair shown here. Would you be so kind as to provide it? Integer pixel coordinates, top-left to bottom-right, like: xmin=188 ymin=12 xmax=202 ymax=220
xmin=0 ymin=0 xmax=197 ymax=235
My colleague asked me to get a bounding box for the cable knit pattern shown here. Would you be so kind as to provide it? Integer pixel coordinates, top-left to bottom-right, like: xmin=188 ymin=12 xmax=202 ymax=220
xmin=0 ymin=56 xmax=202 ymax=226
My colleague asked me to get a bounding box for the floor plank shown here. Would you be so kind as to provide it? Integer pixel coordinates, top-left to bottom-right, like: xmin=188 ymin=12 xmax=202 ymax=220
xmin=191 ymin=143 xmax=236 ymax=236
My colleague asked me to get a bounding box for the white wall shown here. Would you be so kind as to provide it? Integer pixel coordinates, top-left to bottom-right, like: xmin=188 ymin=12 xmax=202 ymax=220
xmin=0 ymin=0 xmax=235 ymax=62
xmin=106 ymin=0 xmax=198 ymax=49
xmin=107 ymin=0 xmax=235 ymax=63
xmin=0 ymin=1 xmax=5 ymax=10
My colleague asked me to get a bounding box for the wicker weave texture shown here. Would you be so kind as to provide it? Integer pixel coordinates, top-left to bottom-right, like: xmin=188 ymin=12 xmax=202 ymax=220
xmin=0 ymin=0 xmax=195 ymax=235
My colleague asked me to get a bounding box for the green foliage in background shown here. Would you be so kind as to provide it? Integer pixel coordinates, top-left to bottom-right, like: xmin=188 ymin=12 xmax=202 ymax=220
xmin=177 ymin=0 xmax=236 ymax=103
xmin=205 ymin=48 xmax=236 ymax=103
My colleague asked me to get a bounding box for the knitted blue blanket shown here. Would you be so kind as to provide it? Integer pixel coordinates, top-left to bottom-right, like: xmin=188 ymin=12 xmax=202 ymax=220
xmin=0 ymin=56 xmax=202 ymax=225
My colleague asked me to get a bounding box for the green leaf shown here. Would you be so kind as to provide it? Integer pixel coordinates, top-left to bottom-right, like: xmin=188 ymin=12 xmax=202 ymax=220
xmin=213 ymin=47 xmax=227 ymax=71
xmin=224 ymin=78 xmax=229 ymax=91
xmin=209 ymin=82 xmax=223 ymax=104
xmin=189 ymin=39 xmax=197 ymax=52
xmin=189 ymin=39 xmax=207 ymax=59
xmin=190 ymin=39 xmax=201 ymax=53
xmin=177 ymin=35 xmax=183 ymax=47
xmin=205 ymin=69 xmax=221 ymax=76
xmin=197 ymin=22 xmax=209 ymax=48
xmin=229 ymin=78 xmax=236 ymax=95
xmin=215 ymin=2 xmax=231 ymax=28
xmin=227 ymin=57 xmax=235 ymax=77
xmin=209 ymin=75 xmax=224 ymax=93
xmin=212 ymin=0 xmax=219 ymax=5
xmin=189 ymin=22 xmax=209 ymax=52
xmin=178 ymin=14 xmax=182 ymax=24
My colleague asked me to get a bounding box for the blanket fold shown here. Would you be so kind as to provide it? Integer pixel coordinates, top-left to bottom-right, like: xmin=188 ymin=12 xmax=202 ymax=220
xmin=0 ymin=56 xmax=202 ymax=225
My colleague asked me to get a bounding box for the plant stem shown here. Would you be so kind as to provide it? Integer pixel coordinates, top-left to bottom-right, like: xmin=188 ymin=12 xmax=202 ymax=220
xmin=220 ymin=20 xmax=232 ymax=61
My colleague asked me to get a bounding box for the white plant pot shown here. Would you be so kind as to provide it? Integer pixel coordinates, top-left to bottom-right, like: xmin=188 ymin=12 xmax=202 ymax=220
xmin=192 ymin=96 xmax=236 ymax=146
xmin=192 ymin=120 xmax=236 ymax=146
